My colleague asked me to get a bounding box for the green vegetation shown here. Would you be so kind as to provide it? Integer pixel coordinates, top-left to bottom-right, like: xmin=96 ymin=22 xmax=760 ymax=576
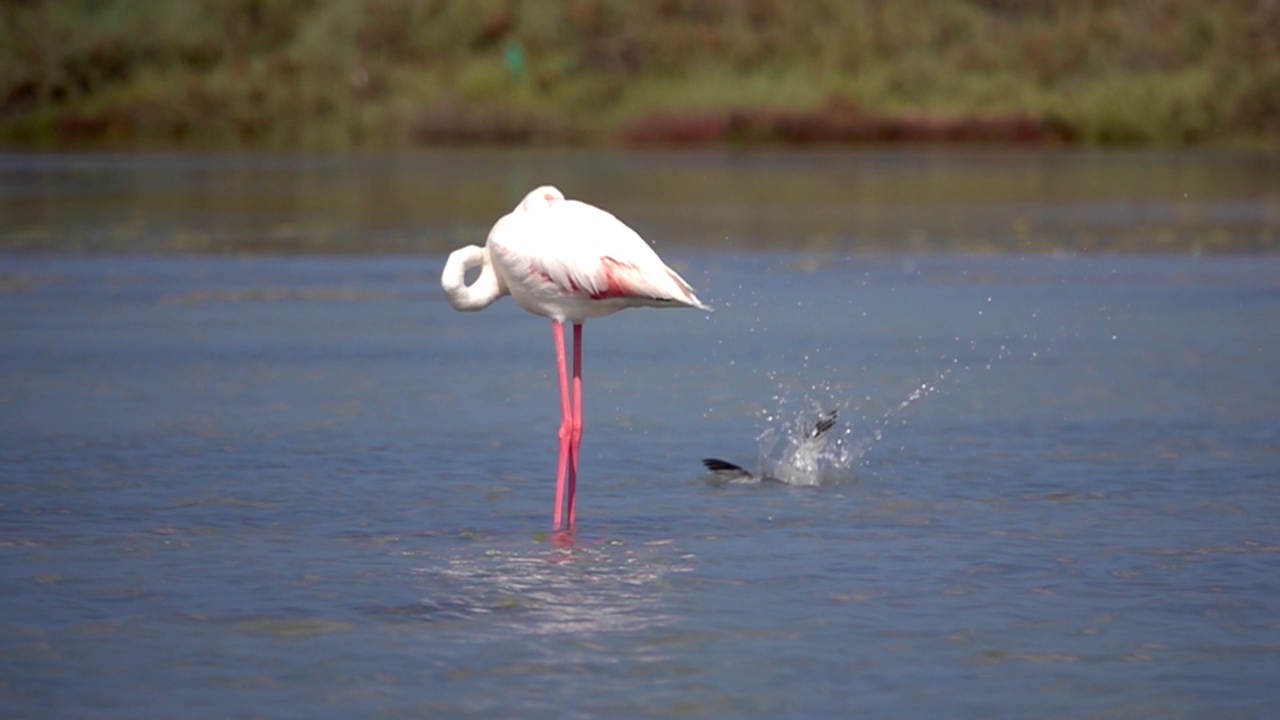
xmin=2 ymin=0 xmax=1278 ymax=148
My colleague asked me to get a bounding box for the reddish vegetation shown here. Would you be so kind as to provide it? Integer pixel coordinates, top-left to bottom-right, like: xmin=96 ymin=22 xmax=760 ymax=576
xmin=410 ymin=100 xmax=581 ymax=145
xmin=619 ymin=100 xmax=1076 ymax=147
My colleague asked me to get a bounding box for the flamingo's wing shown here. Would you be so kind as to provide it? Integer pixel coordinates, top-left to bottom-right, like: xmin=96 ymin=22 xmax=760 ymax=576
xmin=501 ymin=200 xmax=709 ymax=310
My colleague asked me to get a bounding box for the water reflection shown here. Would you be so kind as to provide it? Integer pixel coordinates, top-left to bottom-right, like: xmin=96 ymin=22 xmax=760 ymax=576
xmin=2 ymin=149 xmax=1276 ymax=254
xmin=380 ymin=537 xmax=693 ymax=638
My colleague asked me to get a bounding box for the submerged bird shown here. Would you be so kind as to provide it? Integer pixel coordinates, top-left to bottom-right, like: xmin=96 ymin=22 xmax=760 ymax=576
xmin=702 ymin=410 xmax=839 ymax=485
xmin=441 ymin=186 xmax=711 ymax=530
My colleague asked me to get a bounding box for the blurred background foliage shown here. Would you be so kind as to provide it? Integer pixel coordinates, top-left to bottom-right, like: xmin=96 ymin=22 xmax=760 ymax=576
xmin=2 ymin=0 xmax=1278 ymax=149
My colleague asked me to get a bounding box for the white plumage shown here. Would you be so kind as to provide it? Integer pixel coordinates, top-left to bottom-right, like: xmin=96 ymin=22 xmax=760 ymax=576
xmin=445 ymin=185 xmax=709 ymax=321
xmin=440 ymin=185 xmax=711 ymax=530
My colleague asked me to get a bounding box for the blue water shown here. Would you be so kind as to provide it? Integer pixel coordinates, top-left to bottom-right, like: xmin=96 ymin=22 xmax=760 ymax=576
xmin=2 ymin=253 xmax=1279 ymax=719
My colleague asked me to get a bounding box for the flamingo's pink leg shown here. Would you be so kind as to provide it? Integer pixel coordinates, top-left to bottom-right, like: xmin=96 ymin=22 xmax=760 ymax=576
xmin=552 ymin=320 xmax=572 ymax=530
xmin=567 ymin=323 xmax=584 ymax=526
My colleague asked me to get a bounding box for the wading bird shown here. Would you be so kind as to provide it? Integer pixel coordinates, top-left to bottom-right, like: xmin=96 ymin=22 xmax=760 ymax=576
xmin=441 ymin=186 xmax=711 ymax=530
xmin=702 ymin=410 xmax=839 ymax=485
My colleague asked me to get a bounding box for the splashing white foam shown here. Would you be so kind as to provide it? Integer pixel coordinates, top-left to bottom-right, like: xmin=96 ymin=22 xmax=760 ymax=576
xmin=720 ymin=340 xmax=1023 ymax=487
xmin=756 ymin=410 xmax=840 ymax=486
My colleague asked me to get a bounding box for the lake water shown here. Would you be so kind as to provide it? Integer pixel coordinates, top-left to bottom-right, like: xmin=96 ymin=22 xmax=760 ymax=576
xmin=2 ymin=151 xmax=1279 ymax=718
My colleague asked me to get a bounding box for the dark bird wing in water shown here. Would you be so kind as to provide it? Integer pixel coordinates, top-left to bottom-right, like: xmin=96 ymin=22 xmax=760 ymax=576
xmin=808 ymin=410 xmax=838 ymax=439
xmin=701 ymin=457 xmax=754 ymax=481
xmin=701 ymin=410 xmax=838 ymax=483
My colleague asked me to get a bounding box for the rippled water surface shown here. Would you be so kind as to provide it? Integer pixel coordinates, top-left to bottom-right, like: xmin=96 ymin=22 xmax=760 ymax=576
xmin=3 ymin=251 xmax=1278 ymax=719
xmin=2 ymin=150 xmax=1280 ymax=719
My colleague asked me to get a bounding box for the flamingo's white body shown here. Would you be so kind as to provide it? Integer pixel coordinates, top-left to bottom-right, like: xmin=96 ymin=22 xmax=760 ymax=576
xmin=441 ymin=186 xmax=710 ymax=530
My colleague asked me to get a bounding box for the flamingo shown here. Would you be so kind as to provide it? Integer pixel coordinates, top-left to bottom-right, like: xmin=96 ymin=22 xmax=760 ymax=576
xmin=440 ymin=186 xmax=711 ymax=530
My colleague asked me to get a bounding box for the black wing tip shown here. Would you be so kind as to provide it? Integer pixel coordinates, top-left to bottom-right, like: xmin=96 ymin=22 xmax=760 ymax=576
xmin=811 ymin=409 xmax=839 ymax=438
xmin=702 ymin=458 xmax=749 ymax=474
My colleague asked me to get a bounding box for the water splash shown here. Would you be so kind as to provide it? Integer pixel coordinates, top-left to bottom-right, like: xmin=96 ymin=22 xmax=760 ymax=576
xmin=701 ymin=401 xmax=850 ymax=486
xmin=754 ymin=407 xmax=847 ymax=486
xmin=736 ymin=341 xmax=1020 ymax=486
xmin=840 ymin=365 xmax=955 ymax=464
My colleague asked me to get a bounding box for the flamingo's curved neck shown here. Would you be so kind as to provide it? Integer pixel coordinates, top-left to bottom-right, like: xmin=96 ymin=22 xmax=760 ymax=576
xmin=441 ymin=245 xmax=507 ymax=311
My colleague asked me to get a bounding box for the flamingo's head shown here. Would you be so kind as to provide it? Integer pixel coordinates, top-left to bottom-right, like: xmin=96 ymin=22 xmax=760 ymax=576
xmin=519 ymin=185 xmax=565 ymax=212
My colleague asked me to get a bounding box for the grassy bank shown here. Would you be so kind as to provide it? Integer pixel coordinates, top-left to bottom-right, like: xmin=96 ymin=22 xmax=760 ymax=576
xmin=3 ymin=0 xmax=1278 ymax=149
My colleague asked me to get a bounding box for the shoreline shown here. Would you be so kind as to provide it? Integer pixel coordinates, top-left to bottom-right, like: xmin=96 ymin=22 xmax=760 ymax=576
xmin=4 ymin=1 xmax=1278 ymax=151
